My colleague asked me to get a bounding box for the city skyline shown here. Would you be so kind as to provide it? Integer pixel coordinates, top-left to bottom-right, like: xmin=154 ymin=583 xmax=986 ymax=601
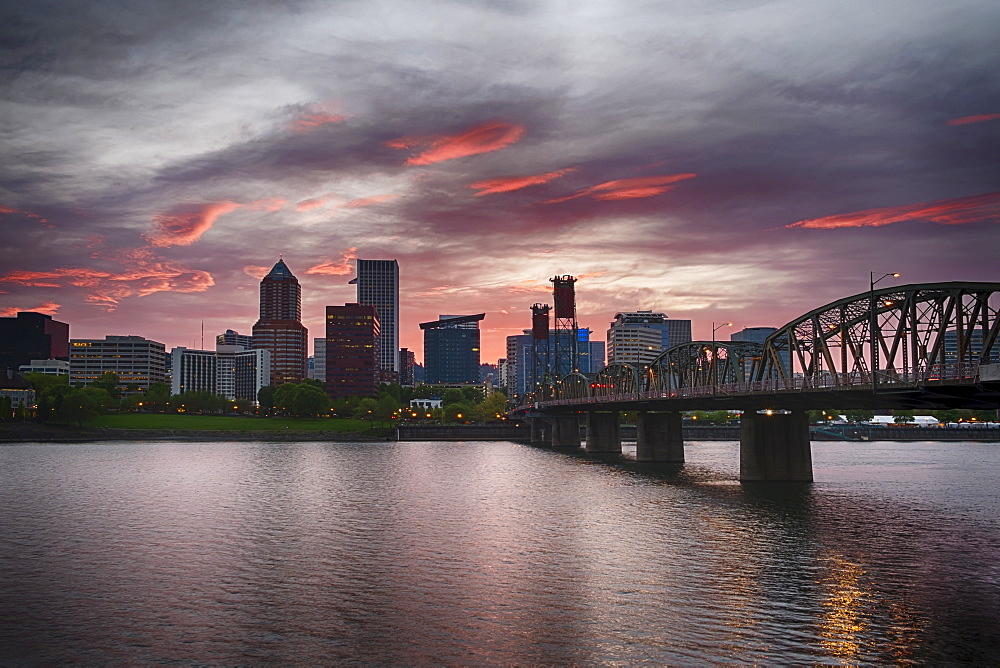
xmin=1 ymin=1 xmax=998 ymax=364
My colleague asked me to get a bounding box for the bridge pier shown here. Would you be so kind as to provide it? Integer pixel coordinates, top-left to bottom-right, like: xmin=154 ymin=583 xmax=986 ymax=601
xmin=636 ymin=411 xmax=685 ymax=462
xmin=529 ymin=417 xmax=547 ymax=445
xmin=739 ymin=410 xmax=813 ymax=482
xmin=546 ymin=416 xmax=582 ymax=449
xmin=585 ymin=412 xmax=621 ymax=453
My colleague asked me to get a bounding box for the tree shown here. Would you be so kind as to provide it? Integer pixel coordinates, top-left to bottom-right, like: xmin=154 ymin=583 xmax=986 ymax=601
xmin=144 ymin=382 xmax=171 ymax=411
xmin=286 ymin=383 xmax=331 ymax=418
xmin=258 ymin=385 xmax=277 ymax=413
xmin=0 ymin=396 xmax=12 ymax=420
xmin=441 ymin=388 xmax=465 ymax=406
xmin=90 ymin=372 xmax=121 ymax=402
xmin=23 ymin=372 xmax=69 ymax=396
xmin=353 ymin=397 xmax=378 ymax=429
xmin=844 ymin=409 xmax=875 ymax=423
xmin=52 ymin=387 xmax=100 ymax=427
xmin=460 ymin=386 xmax=483 ymax=405
xmin=893 ymin=410 xmax=915 ymax=424
xmin=301 ymin=378 xmax=325 ymax=390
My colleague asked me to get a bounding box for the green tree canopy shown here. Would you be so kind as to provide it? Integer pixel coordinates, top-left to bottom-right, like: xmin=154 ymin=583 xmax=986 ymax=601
xmin=441 ymin=388 xmax=465 ymax=406
xmin=90 ymin=372 xmax=121 ymax=400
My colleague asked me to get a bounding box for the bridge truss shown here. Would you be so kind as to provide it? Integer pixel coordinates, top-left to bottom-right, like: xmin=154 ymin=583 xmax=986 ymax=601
xmin=530 ymin=282 xmax=1000 ymax=411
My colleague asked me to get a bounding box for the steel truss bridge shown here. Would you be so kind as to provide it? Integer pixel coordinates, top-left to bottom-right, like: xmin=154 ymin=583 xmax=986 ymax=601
xmin=513 ymin=282 xmax=1000 ymax=481
xmin=520 ymin=282 xmax=1000 ymax=413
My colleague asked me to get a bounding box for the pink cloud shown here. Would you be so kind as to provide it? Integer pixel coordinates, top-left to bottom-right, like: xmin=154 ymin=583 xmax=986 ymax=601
xmin=469 ymin=167 xmax=577 ymax=196
xmin=387 ymin=121 xmax=525 ymax=166
xmin=346 ymin=194 xmax=396 ymax=208
xmin=0 ymin=301 xmax=62 ymax=317
xmin=1 ymin=249 xmax=215 ymax=312
xmin=247 ymin=198 xmax=287 ymax=212
xmin=146 ymin=201 xmax=241 ymax=247
xmin=947 ymin=113 xmax=1000 ymax=126
xmin=545 ymin=173 xmax=698 ymax=204
xmin=787 ymin=191 xmax=1000 ymax=229
xmin=243 ymin=265 xmax=271 ymax=280
xmin=306 ymin=248 xmax=358 ymax=276
xmin=296 ymin=196 xmax=338 ymax=212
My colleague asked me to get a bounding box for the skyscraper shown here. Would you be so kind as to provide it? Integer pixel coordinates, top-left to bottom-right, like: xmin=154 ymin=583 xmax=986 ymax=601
xmin=354 ymin=259 xmax=399 ymax=373
xmin=325 ymin=303 xmax=380 ymax=398
xmin=252 ymin=258 xmax=308 ymax=386
xmin=607 ymin=311 xmax=692 ymax=365
xmin=422 ymin=314 xmax=484 ymax=384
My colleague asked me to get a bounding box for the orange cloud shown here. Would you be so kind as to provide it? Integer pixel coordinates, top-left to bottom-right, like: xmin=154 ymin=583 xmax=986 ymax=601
xmin=293 ymin=110 xmax=347 ymax=132
xmin=947 ymin=113 xmax=1000 ymax=126
xmin=0 ymin=205 xmax=52 ymax=227
xmin=787 ymin=191 xmax=1000 ymax=229
xmin=146 ymin=201 xmax=241 ymax=247
xmin=545 ymin=173 xmax=697 ymax=204
xmin=387 ymin=121 xmax=525 ymax=166
xmin=470 ymin=167 xmax=577 ymax=196
xmin=0 ymin=301 xmax=62 ymax=317
xmin=346 ymin=194 xmax=396 ymax=208
xmin=306 ymin=248 xmax=358 ymax=276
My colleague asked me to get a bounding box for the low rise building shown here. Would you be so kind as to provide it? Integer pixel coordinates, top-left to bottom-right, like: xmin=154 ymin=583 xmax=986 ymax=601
xmin=170 ymin=346 xmax=271 ymax=402
xmin=69 ymin=335 xmax=166 ymax=393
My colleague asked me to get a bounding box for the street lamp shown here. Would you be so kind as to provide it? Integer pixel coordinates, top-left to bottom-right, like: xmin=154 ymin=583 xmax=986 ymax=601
xmin=712 ymin=322 xmax=733 ymax=394
xmin=870 ymin=271 xmax=899 ymax=392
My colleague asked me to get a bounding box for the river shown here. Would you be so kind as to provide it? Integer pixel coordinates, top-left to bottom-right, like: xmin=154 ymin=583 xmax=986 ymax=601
xmin=2 ymin=439 xmax=998 ymax=664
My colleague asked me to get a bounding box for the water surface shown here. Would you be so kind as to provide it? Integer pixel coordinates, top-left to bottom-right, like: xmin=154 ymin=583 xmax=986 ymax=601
xmin=2 ymin=440 xmax=998 ymax=664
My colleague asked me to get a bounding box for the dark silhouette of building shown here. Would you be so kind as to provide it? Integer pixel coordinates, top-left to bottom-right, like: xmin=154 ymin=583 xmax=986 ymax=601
xmin=421 ymin=314 xmax=484 ymax=385
xmin=0 ymin=311 xmax=69 ymax=370
xmin=252 ymin=258 xmax=308 ymax=386
xmin=325 ymin=303 xmax=380 ymax=398
xmin=399 ymin=348 xmax=416 ymax=386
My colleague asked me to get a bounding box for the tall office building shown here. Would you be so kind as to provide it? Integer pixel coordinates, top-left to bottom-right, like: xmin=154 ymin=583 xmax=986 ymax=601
xmin=422 ymin=314 xmax=484 ymax=385
xmin=216 ymin=329 xmax=253 ymax=350
xmin=325 ymin=304 xmax=380 ymax=398
xmin=607 ymin=311 xmax=692 ymax=365
xmin=399 ymin=348 xmax=416 ymax=386
xmin=69 ymin=335 xmax=166 ymax=393
xmin=252 ymin=258 xmax=308 ymax=386
xmin=170 ymin=346 xmax=271 ymax=402
xmin=354 ymin=259 xmax=399 ymax=373
xmin=0 ymin=311 xmax=69 ymax=370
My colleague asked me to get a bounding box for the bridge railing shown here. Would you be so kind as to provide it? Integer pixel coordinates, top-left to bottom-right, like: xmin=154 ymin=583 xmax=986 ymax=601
xmin=533 ymin=362 xmax=982 ymax=407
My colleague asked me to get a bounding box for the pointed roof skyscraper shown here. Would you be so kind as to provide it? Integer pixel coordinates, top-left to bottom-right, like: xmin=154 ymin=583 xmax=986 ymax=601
xmin=252 ymin=257 xmax=308 ymax=386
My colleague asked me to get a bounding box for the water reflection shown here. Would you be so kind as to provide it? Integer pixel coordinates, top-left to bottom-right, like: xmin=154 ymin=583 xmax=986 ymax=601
xmin=1 ymin=440 xmax=999 ymax=663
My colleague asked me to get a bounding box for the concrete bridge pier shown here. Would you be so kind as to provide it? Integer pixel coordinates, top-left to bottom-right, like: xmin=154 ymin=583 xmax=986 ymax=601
xmin=739 ymin=410 xmax=813 ymax=482
xmin=585 ymin=412 xmax=621 ymax=453
xmin=546 ymin=416 xmax=582 ymax=449
xmin=529 ymin=418 xmax=547 ymax=445
xmin=635 ymin=411 xmax=685 ymax=462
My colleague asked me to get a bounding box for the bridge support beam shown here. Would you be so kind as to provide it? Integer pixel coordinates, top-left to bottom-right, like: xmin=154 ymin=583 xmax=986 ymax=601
xmin=739 ymin=411 xmax=813 ymax=482
xmin=529 ymin=418 xmax=547 ymax=445
xmin=546 ymin=416 xmax=582 ymax=449
xmin=585 ymin=412 xmax=621 ymax=453
xmin=636 ymin=411 xmax=684 ymax=462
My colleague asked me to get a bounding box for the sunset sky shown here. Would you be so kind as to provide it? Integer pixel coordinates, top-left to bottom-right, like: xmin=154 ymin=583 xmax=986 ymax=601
xmin=2 ymin=0 xmax=998 ymax=364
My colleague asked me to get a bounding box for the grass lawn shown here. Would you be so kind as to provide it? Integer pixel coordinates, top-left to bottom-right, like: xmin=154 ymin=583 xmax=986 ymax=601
xmin=89 ymin=413 xmax=381 ymax=432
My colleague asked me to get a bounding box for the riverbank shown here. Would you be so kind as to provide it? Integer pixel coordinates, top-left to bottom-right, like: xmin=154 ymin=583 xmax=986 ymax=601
xmin=0 ymin=422 xmax=389 ymax=443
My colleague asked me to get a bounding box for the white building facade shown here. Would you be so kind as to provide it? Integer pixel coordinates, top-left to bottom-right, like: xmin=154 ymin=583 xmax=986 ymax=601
xmin=170 ymin=346 xmax=271 ymax=402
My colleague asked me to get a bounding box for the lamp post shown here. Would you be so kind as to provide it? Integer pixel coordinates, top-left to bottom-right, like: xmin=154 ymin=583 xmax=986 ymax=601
xmin=870 ymin=271 xmax=899 ymax=393
xmin=712 ymin=322 xmax=733 ymax=395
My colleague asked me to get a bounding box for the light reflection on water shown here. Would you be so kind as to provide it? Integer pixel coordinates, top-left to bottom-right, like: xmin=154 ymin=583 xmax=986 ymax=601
xmin=2 ymin=439 xmax=999 ymax=664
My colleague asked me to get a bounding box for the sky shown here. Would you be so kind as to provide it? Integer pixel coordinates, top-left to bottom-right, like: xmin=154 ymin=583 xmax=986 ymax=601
xmin=1 ymin=0 xmax=998 ymax=364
